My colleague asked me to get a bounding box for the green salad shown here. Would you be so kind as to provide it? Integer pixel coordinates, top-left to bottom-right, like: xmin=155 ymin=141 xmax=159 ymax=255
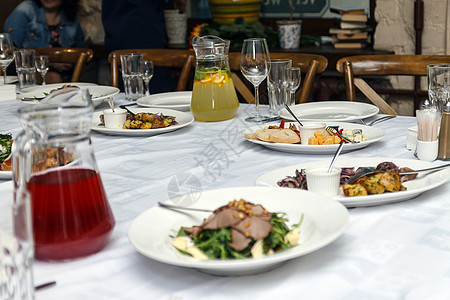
xmin=0 ymin=133 xmax=13 ymax=164
xmin=172 ymin=199 xmax=303 ymax=260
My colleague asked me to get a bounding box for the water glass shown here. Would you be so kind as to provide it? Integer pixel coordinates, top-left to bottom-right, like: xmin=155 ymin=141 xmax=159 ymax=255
xmin=14 ymin=49 xmax=36 ymax=89
xmin=427 ymin=64 xmax=450 ymax=113
xmin=120 ymin=53 xmax=144 ymax=101
xmin=0 ymin=189 xmax=34 ymax=300
xmin=267 ymin=59 xmax=292 ymax=116
xmin=35 ymin=55 xmax=49 ymax=85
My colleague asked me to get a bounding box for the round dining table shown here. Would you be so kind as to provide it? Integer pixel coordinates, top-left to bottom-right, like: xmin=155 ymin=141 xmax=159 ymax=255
xmin=1 ymin=92 xmax=449 ymax=300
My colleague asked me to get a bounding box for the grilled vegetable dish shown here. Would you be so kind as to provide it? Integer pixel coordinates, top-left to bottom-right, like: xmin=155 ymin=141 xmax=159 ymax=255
xmin=172 ymin=199 xmax=303 ymax=259
xmin=278 ymin=162 xmax=417 ymax=197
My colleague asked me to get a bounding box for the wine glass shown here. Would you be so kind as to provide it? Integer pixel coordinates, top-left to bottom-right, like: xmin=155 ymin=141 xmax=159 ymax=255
xmin=35 ymin=55 xmax=49 ymax=85
xmin=240 ymin=38 xmax=271 ymax=122
xmin=142 ymin=60 xmax=154 ymax=96
xmin=0 ymin=33 xmax=15 ymax=85
xmin=287 ymin=67 xmax=301 ymax=106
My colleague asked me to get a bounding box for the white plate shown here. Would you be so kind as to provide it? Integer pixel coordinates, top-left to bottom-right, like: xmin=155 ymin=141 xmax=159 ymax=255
xmin=0 ymin=76 xmax=18 ymax=85
xmin=255 ymin=157 xmax=450 ymax=207
xmin=137 ymin=91 xmax=192 ymax=111
xmin=242 ymin=122 xmax=386 ymax=154
xmin=128 ymin=186 xmax=349 ymax=276
xmin=18 ymin=84 xmax=117 ymax=107
xmin=91 ymin=108 xmax=194 ymax=136
xmin=0 ymin=170 xmax=12 ymax=180
xmin=279 ymin=101 xmax=379 ymax=122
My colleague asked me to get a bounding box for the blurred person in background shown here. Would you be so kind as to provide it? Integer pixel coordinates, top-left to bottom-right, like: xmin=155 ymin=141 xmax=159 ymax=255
xmin=102 ymin=0 xmax=187 ymax=93
xmin=4 ymin=0 xmax=85 ymax=83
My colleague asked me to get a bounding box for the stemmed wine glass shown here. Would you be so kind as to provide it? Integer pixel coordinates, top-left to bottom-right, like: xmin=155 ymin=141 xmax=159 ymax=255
xmin=35 ymin=55 xmax=49 ymax=85
xmin=287 ymin=67 xmax=301 ymax=106
xmin=142 ymin=60 xmax=154 ymax=96
xmin=0 ymin=33 xmax=14 ymax=85
xmin=240 ymin=38 xmax=271 ymax=122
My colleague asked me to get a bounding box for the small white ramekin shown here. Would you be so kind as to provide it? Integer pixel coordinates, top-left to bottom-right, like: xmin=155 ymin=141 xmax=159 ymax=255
xmin=305 ymin=166 xmax=341 ymax=197
xmin=103 ymin=108 xmax=127 ymax=129
xmin=299 ymin=123 xmax=326 ymax=145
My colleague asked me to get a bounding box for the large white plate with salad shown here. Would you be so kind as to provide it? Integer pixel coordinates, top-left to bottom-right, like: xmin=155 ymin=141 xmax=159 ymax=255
xmin=242 ymin=122 xmax=386 ymax=154
xmin=91 ymin=107 xmax=194 ymax=136
xmin=18 ymin=83 xmax=118 ymax=107
xmin=278 ymin=101 xmax=379 ymax=122
xmin=137 ymin=91 xmax=192 ymax=111
xmin=255 ymin=157 xmax=450 ymax=207
xmin=128 ymin=186 xmax=349 ymax=276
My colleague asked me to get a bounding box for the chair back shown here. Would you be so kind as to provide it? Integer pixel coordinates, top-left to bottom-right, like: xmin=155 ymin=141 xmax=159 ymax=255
xmin=34 ymin=48 xmax=94 ymax=82
xmin=227 ymin=52 xmax=328 ymax=104
xmin=108 ymin=49 xmax=195 ymax=91
xmin=336 ymin=54 xmax=450 ymax=114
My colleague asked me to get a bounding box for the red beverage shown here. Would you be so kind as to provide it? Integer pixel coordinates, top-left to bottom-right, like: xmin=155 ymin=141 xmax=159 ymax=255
xmin=27 ymin=168 xmax=115 ymax=261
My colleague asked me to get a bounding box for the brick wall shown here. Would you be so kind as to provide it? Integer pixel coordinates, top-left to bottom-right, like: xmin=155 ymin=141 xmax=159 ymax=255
xmin=373 ymin=0 xmax=449 ymax=115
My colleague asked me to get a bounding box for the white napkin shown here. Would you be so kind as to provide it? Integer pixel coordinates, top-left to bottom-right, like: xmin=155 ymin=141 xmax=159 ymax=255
xmin=0 ymin=85 xmax=16 ymax=101
xmin=406 ymin=125 xmax=418 ymax=151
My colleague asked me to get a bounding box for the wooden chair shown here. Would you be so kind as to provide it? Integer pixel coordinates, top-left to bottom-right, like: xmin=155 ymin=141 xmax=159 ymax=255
xmin=34 ymin=48 xmax=94 ymax=82
xmin=336 ymin=54 xmax=450 ymax=115
xmin=228 ymin=52 xmax=328 ymax=104
xmin=108 ymin=49 xmax=195 ymax=91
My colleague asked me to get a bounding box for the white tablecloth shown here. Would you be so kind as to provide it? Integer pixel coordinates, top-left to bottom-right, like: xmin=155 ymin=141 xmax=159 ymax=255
xmin=1 ymin=94 xmax=449 ymax=300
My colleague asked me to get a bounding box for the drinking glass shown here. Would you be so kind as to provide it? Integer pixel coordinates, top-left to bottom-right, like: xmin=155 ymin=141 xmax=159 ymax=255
xmin=427 ymin=64 xmax=450 ymax=113
xmin=120 ymin=53 xmax=143 ymax=100
xmin=14 ymin=49 xmax=36 ymax=89
xmin=35 ymin=55 xmax=49 ymax=85
xmin=287 ymin=67 xmax=301 ymax=106
xmin=0 ymin=33 xmax=14 ymax=85
xmin=240 ymin=38 xmax=271 ymax=122
xmin=142 ymin=60 xmax=154 ymax=96
xmin=267 ymin=59 xmax=291 ymax=116
xmin=0 ymin=189 xmax=34 ymax=300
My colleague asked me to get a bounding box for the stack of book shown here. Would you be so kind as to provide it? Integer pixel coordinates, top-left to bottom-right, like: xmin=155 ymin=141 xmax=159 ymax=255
xmin=329 ymin=7 xmax=371 ymax=49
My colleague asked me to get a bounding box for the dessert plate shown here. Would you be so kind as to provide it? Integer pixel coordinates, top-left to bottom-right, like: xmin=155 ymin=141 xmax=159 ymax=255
xmin=137 ymin=91 xmax=191 ymax=111
xmin=278 ymin=101 xmax=379 ymax=122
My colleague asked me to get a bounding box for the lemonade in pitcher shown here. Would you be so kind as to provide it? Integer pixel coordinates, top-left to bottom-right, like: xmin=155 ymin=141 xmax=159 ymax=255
xmin=191 ymin=36 xmax=239 ymax=121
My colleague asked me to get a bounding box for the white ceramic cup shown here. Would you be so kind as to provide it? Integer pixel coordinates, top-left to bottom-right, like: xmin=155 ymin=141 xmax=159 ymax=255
xmin=299 ymin=123 xmax=326 ymax=145
xmin=415 ymin=140 xmax=438 ymax=161
xmin=305 ymin=167 xmax=341 ymax=197
xmin=103 ymin=108 xmax=127 ymax=129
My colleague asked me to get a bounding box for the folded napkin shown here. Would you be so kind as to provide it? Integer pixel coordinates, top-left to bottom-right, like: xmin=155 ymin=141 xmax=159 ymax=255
xmin=0 ymin=85 xmax=16 ymax=102
xmin=406 ymin=125 xmax=418 ymax=151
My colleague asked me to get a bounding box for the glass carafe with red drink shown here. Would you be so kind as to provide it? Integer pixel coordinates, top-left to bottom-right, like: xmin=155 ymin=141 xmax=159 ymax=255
xmin=13 ymin=87 xmax=115 ymax=261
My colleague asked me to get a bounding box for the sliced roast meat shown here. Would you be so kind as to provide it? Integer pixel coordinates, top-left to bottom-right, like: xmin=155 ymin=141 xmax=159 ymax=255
xmin=228 ymin=229 xmax=252 ymax=251
xmin=203 ymin=207 xmax=242 ymax=230
xmin=182 ymin=226 xmax=203 ymax=237
xmin=234 ymin=216 xmax=273 ymax=241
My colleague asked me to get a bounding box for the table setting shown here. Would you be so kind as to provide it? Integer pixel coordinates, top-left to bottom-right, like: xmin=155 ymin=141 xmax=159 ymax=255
xmin=1 ymin=36 xmax=450 ymax=300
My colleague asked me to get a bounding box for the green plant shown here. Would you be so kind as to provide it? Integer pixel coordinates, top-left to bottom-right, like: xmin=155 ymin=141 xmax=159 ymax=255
xmin=200 ymin=18 xmax=278 ymax=49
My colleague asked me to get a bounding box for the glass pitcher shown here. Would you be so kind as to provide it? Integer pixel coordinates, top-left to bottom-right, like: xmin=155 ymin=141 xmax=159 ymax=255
xmin=13 ymin=87 xmax=115 ymax=261
xmin=191 ymin=35 xmax=239 ymax=121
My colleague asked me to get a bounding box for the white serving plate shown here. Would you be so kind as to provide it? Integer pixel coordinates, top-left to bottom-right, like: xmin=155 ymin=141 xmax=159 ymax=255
xmin=91 ymin=107 xmax=194 ymax=136
xmin=255 ymin=157 xmax=450 ymax=207
xmin=0 ymin=76 xmax=18 ymax=85
xmin=242 ymin=122 xmax=386 ymax=154
xmin=128 ymin=186 xmax=349 ymax=276
xmin=18 ymin=84 xmax=117 ymax=107
xmin=278 ymin=101 xmax=379 ymax=122
xmin=137 ymin=91 xmax=192 ymax=111
xmin=0 ymin=170 xmax=12 ymax=180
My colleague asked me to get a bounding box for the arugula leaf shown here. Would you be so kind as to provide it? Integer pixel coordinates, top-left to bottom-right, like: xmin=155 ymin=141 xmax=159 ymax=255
xmin=0 ymin=133 xmax=13 ymax=163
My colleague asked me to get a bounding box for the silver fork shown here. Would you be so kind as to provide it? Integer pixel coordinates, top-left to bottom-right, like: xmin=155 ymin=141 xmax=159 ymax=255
xmin=358 ymin=115 xmax=397 ymax=126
